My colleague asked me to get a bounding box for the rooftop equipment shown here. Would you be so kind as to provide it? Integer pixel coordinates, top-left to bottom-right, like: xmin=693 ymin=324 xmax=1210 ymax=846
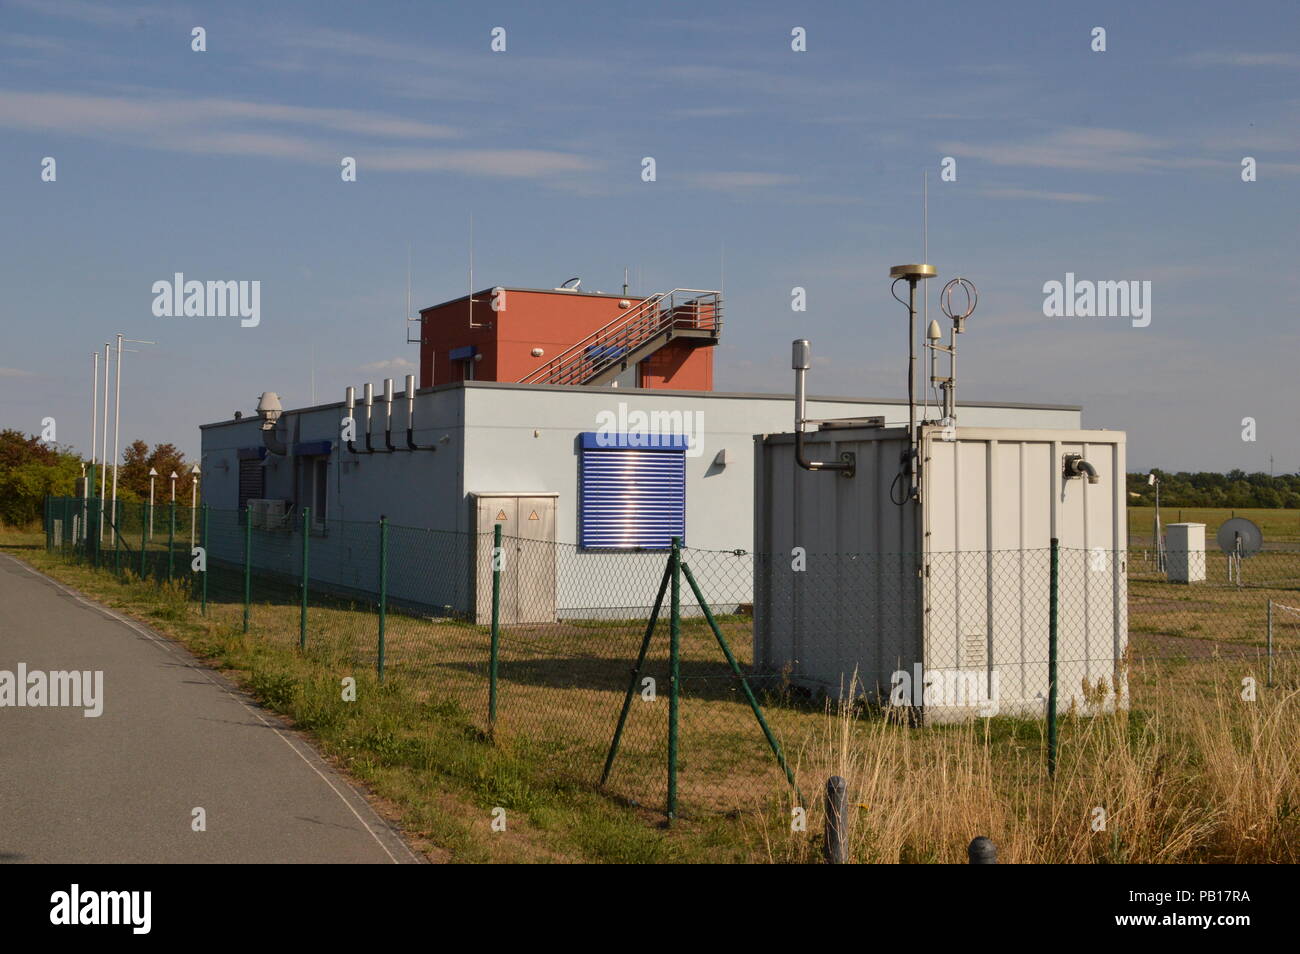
xmin=754 ymin=259 xmax=1127 ymax=723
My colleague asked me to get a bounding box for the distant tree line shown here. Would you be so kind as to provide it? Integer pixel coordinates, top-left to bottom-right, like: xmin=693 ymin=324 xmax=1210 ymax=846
xmin=0 ymin=430 xmax=81 ymax=525
xmin=0 ymin=429 xmax=193 ymax=526
xmin=1127 ymin=471 xmax=1300 ymax=509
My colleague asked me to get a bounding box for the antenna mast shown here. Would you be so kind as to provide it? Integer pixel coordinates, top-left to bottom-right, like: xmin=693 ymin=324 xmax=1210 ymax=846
xmin=405 ymin=242 xmax=425 ymax=345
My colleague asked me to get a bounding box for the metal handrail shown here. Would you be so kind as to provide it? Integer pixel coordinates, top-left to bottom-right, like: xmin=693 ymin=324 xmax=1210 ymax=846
xmin=518 ymin=290 xmax=671 ymax=384
xmin=518 ymin=288 xmax=722 ymax=385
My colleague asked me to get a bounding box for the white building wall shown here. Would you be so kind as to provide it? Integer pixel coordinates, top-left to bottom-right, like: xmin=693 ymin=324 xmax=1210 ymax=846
xmin=199 ymin=381 xmax=1081 ymax=618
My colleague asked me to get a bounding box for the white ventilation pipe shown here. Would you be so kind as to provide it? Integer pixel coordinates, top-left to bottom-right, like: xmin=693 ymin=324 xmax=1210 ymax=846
xmin=405 ymin=374 xmax=417 ymax=450
xmin=792 ymin=339 xmax=853 ymax=476
xmin=383 ymin=377 xmax=396 ymax=452
xmin=344 ymin=386 xmax=357 ymax=454
xmin=363 ymin=382 xmax=374 ymax=453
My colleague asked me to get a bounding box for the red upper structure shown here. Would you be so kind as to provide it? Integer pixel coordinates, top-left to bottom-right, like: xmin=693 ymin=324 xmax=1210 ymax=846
xmin=417 ymin=286 xmax=722 ymax=391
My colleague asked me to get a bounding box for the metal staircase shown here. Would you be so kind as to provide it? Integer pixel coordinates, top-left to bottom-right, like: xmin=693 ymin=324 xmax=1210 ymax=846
xmin=517 ymin=289 xmax=722 ymax=386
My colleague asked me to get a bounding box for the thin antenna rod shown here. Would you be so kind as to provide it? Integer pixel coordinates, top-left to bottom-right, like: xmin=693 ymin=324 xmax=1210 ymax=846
xmin=406 ymin=243 xmax=412 ymax=322
xmin=923 ymin=170 xmax=929 ymax=377
xmin=468 ymin=213 xmax=475 ymax=329
xmin=923 ymin=169 xmax=929 ymax=271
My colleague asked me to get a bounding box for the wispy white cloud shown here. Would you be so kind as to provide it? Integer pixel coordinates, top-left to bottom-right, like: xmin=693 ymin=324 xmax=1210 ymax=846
xmin=0 ymin=89 xmax=597 ymax=179
xmin=0 ymin=32 xmax=70 ymax=53
xmin=364 ymin=148 xmax=598 ymax=177
xmin=941 ymin=127 xmax=1239 ymax=174
xmin=669 ymin=106 xmax=751 ymax=120
xmin=979 ymin=187 xmax=1106 ymax=203
xmin=686 ymin=171 xmax=799 ymax=190
xmin=0 ymin=90 xmax=458 ymax=140
xmin=360 ymin=357 xmax=417 ymax=373
xmin=1182 ymin=51 xmax=1300 ymax=69
xmin=6 ymin=0 xmax=188 ymax=28
xmin=0 ymin=367 xmax=36 ymax=378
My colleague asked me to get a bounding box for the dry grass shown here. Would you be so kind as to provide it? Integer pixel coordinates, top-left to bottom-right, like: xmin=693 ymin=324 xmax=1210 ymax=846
xmin=12 ymin=529 xmax=1300 ymax=862
xmin=754 ymin=658 xmax=1300 ymax=863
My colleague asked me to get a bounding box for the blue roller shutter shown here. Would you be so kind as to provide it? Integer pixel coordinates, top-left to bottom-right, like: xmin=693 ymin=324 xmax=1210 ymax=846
xmin=579 ymin=432 xmax=686 ymax=549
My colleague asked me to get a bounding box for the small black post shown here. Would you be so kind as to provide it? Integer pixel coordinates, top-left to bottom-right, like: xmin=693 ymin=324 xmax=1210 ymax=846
xmin=968 ymin=836 xmax=997 ymax=864
xmin=824 ymin=775 xmax=848 ymax=864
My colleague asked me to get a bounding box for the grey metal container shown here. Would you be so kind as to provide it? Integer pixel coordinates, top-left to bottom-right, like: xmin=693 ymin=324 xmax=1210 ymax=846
xmin=753 ymin=423 xmax=1127 ymax=721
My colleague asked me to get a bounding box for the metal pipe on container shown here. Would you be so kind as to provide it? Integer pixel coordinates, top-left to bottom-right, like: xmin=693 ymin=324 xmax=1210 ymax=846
xmin=383 ymin=378 xmax=396 ymax=451
xmin=363 ymin=382 xmax=374 ymax=453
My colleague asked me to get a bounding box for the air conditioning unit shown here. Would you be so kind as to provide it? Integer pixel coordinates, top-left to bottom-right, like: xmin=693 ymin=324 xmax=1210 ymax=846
xmin=247 ymin=499 xmax=289 ymax=529
xmin=263 ymin=498 xmax=289 ymax=530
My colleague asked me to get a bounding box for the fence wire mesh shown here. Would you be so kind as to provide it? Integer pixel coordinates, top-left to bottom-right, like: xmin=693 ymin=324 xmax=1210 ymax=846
xmin=41 ymin=496 xmax=1300 ymax=819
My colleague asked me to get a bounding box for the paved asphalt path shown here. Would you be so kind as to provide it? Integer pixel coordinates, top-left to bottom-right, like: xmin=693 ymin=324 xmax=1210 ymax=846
xmin=0 ymin=553 xmax=420 ymax=863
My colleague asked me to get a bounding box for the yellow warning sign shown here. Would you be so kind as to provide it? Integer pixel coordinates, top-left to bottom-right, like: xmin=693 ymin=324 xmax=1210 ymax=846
xmin=495 ymin=509 xmax=508 ymax=521
xmin=528 ymin=510 xmax=539 ymax=520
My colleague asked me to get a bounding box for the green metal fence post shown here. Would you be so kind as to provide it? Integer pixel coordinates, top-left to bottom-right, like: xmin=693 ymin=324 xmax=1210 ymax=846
xmin=378 ymin=517 xmax=388 ymax=682
xmin=139 ymin=501 xmax=147 ymax=579
xmin=489 ymin=523 xmax=502 ymax=730
xmin=167 ymin=500 xmax=176 ymax=582
xmin=44 ymin=497 xmax=51 ymax=552
xmin=667 ymin=535 xmax=682 ymax=822
xmin=299 ymin=507 xmax=310 ymax=651
xmin=112 ymin=500 xmax=120 ymax=575
xmin=1048 ymin=537 xmax=1059 ymax=778
xmin=242 ymin=506 xmax=252 ymax=634
xmin=200 ymin=503 xmax=209 ymax=616
xmin=86 ymin=464 xmax=95 ymax=547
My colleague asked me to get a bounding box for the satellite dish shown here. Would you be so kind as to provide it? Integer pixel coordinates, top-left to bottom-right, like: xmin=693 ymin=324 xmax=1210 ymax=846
xmin=1217 ymin=518 xmax=1262 ymax=557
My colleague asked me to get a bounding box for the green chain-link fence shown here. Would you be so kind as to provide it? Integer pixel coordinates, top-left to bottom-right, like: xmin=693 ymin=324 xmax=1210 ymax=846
xmin=42 ymin=496 xmax=1300 ymax=820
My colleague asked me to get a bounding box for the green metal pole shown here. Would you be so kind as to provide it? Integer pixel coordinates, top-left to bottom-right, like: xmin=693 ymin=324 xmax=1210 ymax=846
xmin=378 ymin=517 xmax=388 ymax=682
xmin=44 ymin=497 xmax=51 ymax=553
xmin=299 ymin=507 xmax=310 ymax=651
xmin=167 ymin=500 xmax=176 ymax=582
xmin=87 ymin=464 xmax=96 ymax=549
xmin=667 ymin=536 xmax=681 ymax=822
xmin=489 ymin=523 xmax=502 ymax=730
xmin=242 ymin=506 xmax=252 ymax=634
xmin=200 ymin=503 xmax=209 ymax=616
xmin=113 ymin=501 xmax=120 ymax=575
xmin=681 ymin=560 xmax=803 ymax=802
xmin=601 ymin=559 xmax=672 ymax=788
xmin=139 ymin=501 xmax=147 ymax=579
xmin=1048 ymin=537 xmax=1059 ymax=778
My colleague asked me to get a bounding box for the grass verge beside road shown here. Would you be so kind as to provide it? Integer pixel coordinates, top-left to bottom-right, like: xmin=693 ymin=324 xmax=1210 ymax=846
xmin=5 ymin=524 xmax=1300 ymax=863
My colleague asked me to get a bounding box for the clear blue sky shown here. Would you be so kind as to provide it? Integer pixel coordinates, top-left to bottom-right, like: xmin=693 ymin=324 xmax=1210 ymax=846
xmin=2 ymin=0 xmax=1297 ymax=472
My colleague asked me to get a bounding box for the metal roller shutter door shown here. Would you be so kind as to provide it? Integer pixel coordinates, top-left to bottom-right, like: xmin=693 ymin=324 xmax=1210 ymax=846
xmin=579 ymin=435 xmax=686 ymax=550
